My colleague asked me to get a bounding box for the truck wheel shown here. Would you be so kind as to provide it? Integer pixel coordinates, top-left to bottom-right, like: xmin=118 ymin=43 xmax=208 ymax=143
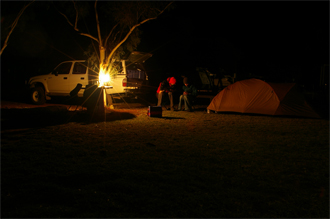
xmin=30 ymin=87 xmax=46 ymax=105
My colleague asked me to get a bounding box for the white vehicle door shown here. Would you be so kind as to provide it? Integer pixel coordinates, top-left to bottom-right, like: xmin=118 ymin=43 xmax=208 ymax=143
xmin=70 ymin=61 xmax=88 ymax=96
xmin=47 ymin=62 xmax=72 ymax=93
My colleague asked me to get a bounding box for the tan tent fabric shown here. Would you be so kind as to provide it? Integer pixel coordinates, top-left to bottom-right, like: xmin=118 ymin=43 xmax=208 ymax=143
xmin=207 ymin=78 xmax=320 ymax=118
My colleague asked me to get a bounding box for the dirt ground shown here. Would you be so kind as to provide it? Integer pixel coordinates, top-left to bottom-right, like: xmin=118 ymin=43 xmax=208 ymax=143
xmin=1 ymin=97 xmax=329 ymax=218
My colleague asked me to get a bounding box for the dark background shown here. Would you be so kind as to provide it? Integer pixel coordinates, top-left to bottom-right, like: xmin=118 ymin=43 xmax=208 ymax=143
xmin=1 ymin=1 xmax=329 ymax=98
xmin=137 ymin=1 xmax=329 ymax=87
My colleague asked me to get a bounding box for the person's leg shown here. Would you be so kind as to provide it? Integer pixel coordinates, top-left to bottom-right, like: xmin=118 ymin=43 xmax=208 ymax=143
xmin=183 ymin=95 xmax=189 ymax=110
xmin=178 ymin=95 xmax=183 ymax=110
xmin=184 ymin=95 xmax=193 ymax=111
xmin=157 ymin=92 xmax=163 ymax=106
xmin=155 ymin=93 xmax=158 ymax=105
xmin=168 ymin=92 xmax=174 ymax=110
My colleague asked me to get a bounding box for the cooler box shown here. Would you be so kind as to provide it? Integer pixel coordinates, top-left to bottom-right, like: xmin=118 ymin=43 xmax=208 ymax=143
xmin=147 ymin=106 xmax=162 ymax=117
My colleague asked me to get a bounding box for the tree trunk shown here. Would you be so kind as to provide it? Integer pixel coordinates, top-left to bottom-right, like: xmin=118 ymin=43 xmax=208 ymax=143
xmin=99 ymin=46 xmax=106 ymax=69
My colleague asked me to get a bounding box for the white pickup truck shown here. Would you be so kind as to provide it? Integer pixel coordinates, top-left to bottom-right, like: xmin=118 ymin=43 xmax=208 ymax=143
xmin=26 ymin=51 xmax=152 ymax=105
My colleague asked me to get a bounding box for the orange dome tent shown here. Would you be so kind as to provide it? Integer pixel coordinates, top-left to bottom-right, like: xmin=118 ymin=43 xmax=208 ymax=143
xmin=207 ymin=78 xmax=320 ymax=118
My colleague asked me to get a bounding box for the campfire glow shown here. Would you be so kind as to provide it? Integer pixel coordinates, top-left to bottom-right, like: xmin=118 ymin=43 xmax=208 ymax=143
xmin=98 ymin=68 xmax=111 ymax=87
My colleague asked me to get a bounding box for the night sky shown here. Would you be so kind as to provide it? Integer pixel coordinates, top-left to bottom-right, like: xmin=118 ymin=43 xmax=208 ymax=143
xmin=1 ymin=1 xmax=329 ymax=90
xmin=137 ymin=1 xmax=329 ymax=84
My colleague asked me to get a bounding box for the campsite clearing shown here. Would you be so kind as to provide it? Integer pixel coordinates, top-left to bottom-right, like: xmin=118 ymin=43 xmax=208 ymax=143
xmin=1 ymin=106 xmax=329 ymax=218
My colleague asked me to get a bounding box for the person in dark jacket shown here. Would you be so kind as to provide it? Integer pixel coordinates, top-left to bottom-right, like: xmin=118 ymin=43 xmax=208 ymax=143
xmin=156 ymin=77 xmax=177 ymax=110
xmin=177 ymin=77 xmax=197 ymax=112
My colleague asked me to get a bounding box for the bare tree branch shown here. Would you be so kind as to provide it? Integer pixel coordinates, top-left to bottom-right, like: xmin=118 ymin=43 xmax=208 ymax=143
xmin=104 ymin=23 xmax=119 ymax=46
xmin=0 ymin=0 xmax=35 ymax=56
xmin=94 ymin=0 xmax=102 ymax=46
xmin=111 ymin=31 xmax=121 ymax=44
xmin=56 ymin=1 xmax=78 ymax=31
xmin=79 ymin=33 xmax=99 ymax=42
xmin=57 ymin=10 xmax=75 ymax=30
xmin=54 ymin=1 xmax=99 ymax=43
xmin=56 ymin=0 xmax=173 ymax=73
xmin=105 ymin=1 xmax=173 ymax=67
xmin=72 ymin=1 xmax=79 ymax=31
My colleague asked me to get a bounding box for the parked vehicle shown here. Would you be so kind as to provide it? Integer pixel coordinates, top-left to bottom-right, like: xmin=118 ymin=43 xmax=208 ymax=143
xmin=26 ymin=51 xmax=152 ymax=105
xmin=196 ymin=67 xmax=236 ymax=92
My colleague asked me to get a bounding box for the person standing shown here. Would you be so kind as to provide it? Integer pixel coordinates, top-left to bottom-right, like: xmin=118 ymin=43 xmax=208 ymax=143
xmin=156 ymin=77 xmax=177 ymax=110
xmin=177 ymin=77 xmax=197 ymax=112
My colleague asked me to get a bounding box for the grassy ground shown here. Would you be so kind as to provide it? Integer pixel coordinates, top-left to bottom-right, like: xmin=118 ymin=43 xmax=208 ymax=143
xmin=1 ymin=104 xmax=329 ymax=218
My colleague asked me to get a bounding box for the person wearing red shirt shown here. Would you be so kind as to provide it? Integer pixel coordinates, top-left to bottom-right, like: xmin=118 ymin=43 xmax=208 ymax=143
xmin=156 ymin=77 xmax=177 ymax=111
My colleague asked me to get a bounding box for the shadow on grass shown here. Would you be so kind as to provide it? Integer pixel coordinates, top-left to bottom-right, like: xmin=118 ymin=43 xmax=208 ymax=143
xmin=1 ymin=106 xmax=136 ymax=131
xmin=159 ymin=116 xmax=185 ymax=120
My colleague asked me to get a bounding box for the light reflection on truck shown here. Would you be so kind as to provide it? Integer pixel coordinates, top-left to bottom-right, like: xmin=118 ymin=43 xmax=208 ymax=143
xmin=26 ymin=51 xmax=152 ymax=105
